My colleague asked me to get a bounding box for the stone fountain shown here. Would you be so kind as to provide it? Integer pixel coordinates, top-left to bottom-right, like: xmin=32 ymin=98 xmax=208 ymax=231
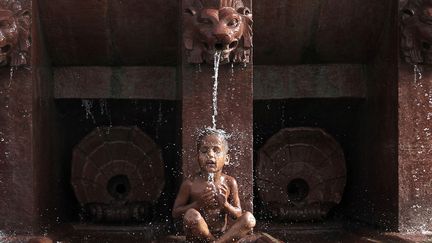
xmin=0 ymin=0 xmax=431 ymax=242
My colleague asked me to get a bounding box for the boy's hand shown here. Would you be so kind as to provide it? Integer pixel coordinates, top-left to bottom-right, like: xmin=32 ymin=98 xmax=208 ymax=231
xmin=197 ymin=186 xmax=217 ymax=208
xmin=215 ymin=184 xmax=229 ymax=207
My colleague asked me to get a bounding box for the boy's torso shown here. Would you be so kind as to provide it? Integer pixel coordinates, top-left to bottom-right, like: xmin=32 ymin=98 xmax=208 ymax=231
xmin=189 ymin=174 xmax=231 ymax=232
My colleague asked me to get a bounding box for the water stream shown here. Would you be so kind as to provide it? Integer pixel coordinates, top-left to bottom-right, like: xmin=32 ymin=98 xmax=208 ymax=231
xmin=99 ymin=99 xmax=112 ymax=134
xmin=81 ymin=99 xmax=102 ymax=136
xmin=155 ymin=102 xmax=163 ymax=139
xmin=211 ymin=51 xmax=222 ymax=129
xmin=81 ymin=99 xmax=114 ymax=136
xmin=414 ymin=64 xmax=422 ymax=83
xmin=82 ymin=99 xmax=96 ymax=122
xmin=8 ymin=67 xmax=15 ymax=88
xmin=207 ymin=172 xmax=214 ymax=183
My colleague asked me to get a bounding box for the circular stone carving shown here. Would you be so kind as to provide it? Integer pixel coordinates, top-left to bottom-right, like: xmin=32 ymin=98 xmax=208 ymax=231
xmin=256 ymin=127 xmax=346 ymax=220
xmin=71 ymin=126 xmax=164 ymax=221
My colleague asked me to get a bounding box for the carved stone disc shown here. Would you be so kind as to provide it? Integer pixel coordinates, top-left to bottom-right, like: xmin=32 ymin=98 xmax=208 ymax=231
xmin=256 ymin=127 xmax=346 ymax=220
xmin=71 ymin=126 xmax=164 ymax=206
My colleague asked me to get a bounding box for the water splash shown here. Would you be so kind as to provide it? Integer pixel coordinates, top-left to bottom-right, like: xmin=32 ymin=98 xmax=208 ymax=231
xmin=281 ymin=104 xmax=286 ymax=127
xmin=207 ymin=172 xmax=215 ymax=182
xmin=7 ymin=66 xmax=15 ymax=88
xmin=0 ymin=230 xmax=7 ymax=240
xmin=0 ymin=230 xmax=12 ymax=242
xmin=81 ymin=99 xmax=103 ymax=137
xmin=197 ymin=126 xmax=232 ymax=141
xmin=82 ymin=99 xmax=94 ymax=120
xmin=211 ymin=51 xmax=222 ymax=129
xmin=99 ymin=99 xmax=107 ymax=115
xmin=155 ymin=102 xmax=163 ymax=139
xmin=414 ymin=64 xmax=422 ymax=83
xmin=231 ymin=63 xmax=234 ymax=76
xmin=99 ymin=99 xmax=112 ymax=134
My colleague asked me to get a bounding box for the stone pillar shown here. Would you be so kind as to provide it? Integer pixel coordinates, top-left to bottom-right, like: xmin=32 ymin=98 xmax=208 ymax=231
xmin=0 ymin=67 xmax=34 ymax=233
xmin=399 ymin=0 xmax=432 ymax=232
xmin=398 ymin=63 xmax=432 ymax=232
xmin=0 ymin=1 xmax=56 ymax=240
xmin=180 ymin=0 xmax=253 ymax=211
xmin=0 ymin=0 xmax=35 ymax=234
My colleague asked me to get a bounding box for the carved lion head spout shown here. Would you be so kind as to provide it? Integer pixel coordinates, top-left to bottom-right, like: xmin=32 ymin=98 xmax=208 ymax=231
xmin=0 ymin=0 xmax=30 ymax=67
xmin=183 ymin=0 xmax=253 ymax=64
xmin=401 ymin=0 xmax=432 ymax=64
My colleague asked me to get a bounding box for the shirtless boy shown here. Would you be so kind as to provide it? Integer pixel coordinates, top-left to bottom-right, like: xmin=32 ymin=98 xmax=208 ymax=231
xmin=172 ymin=128 xmax=256 ymax=242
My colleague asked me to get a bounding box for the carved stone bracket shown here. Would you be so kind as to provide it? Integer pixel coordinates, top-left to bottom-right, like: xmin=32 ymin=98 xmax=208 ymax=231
xmin=256 ymin=128 xmax=346 ymax=221
xmin=183 ymin=0 xmax=253 ymax=64
xmin=71 ymin=126 xmax=165 ymax=222
xmin=0 ymin=0 xmax=30 ymax=67
xmin=401 ymin=0 xmax=432 ymax=64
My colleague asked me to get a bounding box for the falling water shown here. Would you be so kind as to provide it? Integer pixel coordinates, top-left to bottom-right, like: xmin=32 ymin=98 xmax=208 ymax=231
xmin=99 ymin=99 xmax=112 ymax=134
xmin=207 ymin=172 xmax=217 ymax=196
xmin=208 ymin=172 xmax=214 ymax=183
xmin=281 ymin=103 xmax=286 ymax=127
xmin=99 ymin=99 xmax=107 ymax=115
xmin=212 ymin=51 xmax=222 ymax=129
xmin=231 ymin=63 xmax=234 ymax=76
xmin=82 ymin=99 xmax=94 ymax=120
xmin=155 ymin=102 xmax=163 ymax=139
xmin=0 ymin=231 xmax=9 ymax=242
xmin=81 ymin=99 xmax=103 ymax=137
xmin=7 ymin=67 xmax=15 ymax=88
xmin=414 ymin=64 xmax=422 ymax=83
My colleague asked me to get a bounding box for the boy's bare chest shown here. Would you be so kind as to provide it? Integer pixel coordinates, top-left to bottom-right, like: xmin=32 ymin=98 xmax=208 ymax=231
xmin=189 ymin=180 xmax=230 ymax=200
xmin=190 ymin=182 xmax=208 ymax=197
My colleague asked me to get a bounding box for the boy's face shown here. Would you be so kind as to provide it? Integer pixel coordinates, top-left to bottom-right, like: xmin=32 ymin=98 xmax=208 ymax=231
xmin=198 ymin=134 xmax=229 ymax=174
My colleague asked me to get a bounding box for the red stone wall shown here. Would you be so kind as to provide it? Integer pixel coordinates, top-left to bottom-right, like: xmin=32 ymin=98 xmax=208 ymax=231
xmin=32 ymin=0 xmax=65 ymax=231
xmin=253 ymin=0 xmax=390 ymax=65
xmin=399 ymin=64 xmax=432 ymax=232
xmin=0 ymin=0 xmax=61 ymax=234
xmin=340 ymin=0 xmax=399 ymax=229
xmin=0 ymin=68 xmax=35 ymax=233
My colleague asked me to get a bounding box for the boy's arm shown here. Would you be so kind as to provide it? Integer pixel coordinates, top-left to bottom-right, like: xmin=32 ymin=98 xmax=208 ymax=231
xmin=172 ymin=180 xmax=196 ymax=218
xmin=172 ymin=180 xmax=214 ymax=218
xmin=219 ymin=178 xmax=242 ymax=218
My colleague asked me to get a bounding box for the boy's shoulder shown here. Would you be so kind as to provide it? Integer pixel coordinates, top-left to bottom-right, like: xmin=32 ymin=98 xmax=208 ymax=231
xmin=221 ymin=173 xmax=238 ymax=186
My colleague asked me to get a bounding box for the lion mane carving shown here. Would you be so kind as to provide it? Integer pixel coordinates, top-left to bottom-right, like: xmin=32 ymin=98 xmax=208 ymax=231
xmin=183 ymin=0 xmax=253 ymax=64
xmin=0 ymin=0 xmax=30 ymax=67
xmin=401 ymin=0 xmax=432 ymax=64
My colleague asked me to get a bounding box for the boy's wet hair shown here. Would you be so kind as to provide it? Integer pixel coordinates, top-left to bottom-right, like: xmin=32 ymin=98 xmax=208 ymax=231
xmin=197 ymin=127 xmax=230 ymax=151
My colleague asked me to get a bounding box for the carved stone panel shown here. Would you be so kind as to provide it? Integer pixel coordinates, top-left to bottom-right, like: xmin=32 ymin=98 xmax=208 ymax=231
xmin=401 ymin=0 xmax=432 ymax=64
xmin=71 ymin=126 xmax=165 ymax=222
xmin=0 ymin=0 xmax=30 ymax=67
xmin=256 ymin=127 xmax=346 ymax=221
xmin=183 ymin=0 xmax=253 ymax=64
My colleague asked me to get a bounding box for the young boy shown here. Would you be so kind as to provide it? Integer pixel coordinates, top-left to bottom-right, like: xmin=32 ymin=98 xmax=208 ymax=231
xmin=172 ymin=128 xmax=256 ymax=242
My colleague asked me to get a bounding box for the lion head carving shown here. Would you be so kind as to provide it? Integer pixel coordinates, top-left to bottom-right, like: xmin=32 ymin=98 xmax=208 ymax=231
xmin=183 ymin=0 xmax=253 ymax=64
xmin=401 ymin=0 xmax=432 ymax=64
xmin=0 ymin=0 xmax=30 ymax=67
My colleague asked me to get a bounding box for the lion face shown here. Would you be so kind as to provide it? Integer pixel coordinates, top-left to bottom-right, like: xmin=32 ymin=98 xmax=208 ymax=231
xmin=401 ymin=0 xmax=432 ymax=64
xmin=194 ymin=7 xmax=244 ymax=57
xmin=184 ymin=0 xmax=252 ymax=64
xmin=0 ymin=9 xmax=18 ymax=66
